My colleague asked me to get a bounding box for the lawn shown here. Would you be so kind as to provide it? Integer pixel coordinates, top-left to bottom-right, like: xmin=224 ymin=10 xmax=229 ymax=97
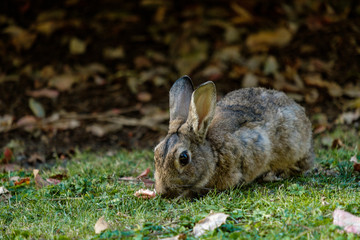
xmin=1 ymin=134 xmax=360 ymax=239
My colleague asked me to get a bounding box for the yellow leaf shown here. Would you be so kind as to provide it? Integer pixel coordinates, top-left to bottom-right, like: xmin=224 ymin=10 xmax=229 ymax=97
xmin=246 ymin=28 xmax=292 ymax=52
xmin=94 ymin=216 xmax=109 ymax=234
xmin=69 ymin=37 xmax=87 ymax=55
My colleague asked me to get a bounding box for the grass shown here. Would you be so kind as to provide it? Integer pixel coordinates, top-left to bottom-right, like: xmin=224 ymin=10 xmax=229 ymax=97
xmin=1 ymin=140 xmax=360 ymax=239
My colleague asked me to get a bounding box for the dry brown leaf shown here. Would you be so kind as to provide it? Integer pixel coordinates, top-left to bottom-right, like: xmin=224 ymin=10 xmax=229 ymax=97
xmin=103 ymin=46 xmax=124 ymax=59
xmin=94 ymin=216 xmax=110 ymax=234
xmin=136 ymin=168 xmax=150 ymax=179
xmin=313 ymin=125 xmax=327 ymax=135
xmin=137 ymin=92 xmax=152 ymax=102
xmin=304 ymin=74 xmax=342 ymax=97
xmin=331 ymin=139 xmax=344 ymax=149
xmin=14 ymin=177 xmax=30 ymax=186
xmin=231 ymin=2 xmax=253 ymax=24
xmin=33 ymin=169 xmax=51 ymax=188
xmin=119 ymin=176 xmax=137 ymax=181
xmin=242 ymin=73 xmax=258 ymax=88
xmin=350 ymin=155 xmax=360 ymax=172
xmin=1 ymin=147 xmax=13 ymax=164
xmin=48 ymin=74 xmax=78 ymax=91
xmin=46 ymin=178 xmax=62 ymax=185
xmin=134 ymin=189 xmax=156 ymax=199
xmin=304 ymin=88 xmax=319 ymax=104
xmin=321 ymin=197 xmax=329 ymax=206
xmin=193 ymin=212 xmax=229 ymax=237
xmin=0 ymin=186 xmax=9 ymax=195
xmin=86 ymin=124 xmax=123 ymax=137
xmin=343 ymin=85 xmax=360 ymax=98
xmin=0 ymin=186 xmax=11 ymax=202
xmin=16 ymin=115 xmax=37 ymax=131
xmin=140 ymin=178 xmax=155 ymax=188
xmin=245 ymin=28 xmax=292 ymax=52
xmin=69 ymin=37 xmax=87 ymax=55
xmin=28 ymin=153 xmax=46 ymax=164
xmin=49 ymin=173 xmax=68 ymax=180
xmin=3 ymin=25 xmax=37 ymax=51
xmin=0 ymin=115 xmax=13 ymax=132
xmin=335 ymin=109 xmax=360 ymax=125
xmin=333 ymin=209 xmax=360 ymax=235
xmin=27 ymin=88 xmax=59 ymax=99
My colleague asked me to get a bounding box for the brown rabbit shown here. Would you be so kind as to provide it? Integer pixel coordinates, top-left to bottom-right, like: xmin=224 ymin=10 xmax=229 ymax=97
xmin=154 ymin=76 xmax=314 ymax=198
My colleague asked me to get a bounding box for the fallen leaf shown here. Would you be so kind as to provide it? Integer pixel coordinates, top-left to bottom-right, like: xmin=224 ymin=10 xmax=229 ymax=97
xmin=94 ymin=216 xmax=109 ymax=234
xmin=331 ymin=139 xmax=344 ymax=149
xmin=86 ymin=124 xmax=123 ymax=137
xmin=27 ymin=153 xmax=45 ymax=164
xmin=245 ymin=28 xmax=292 ymax=52
xmin=29 ymin=98 xmax=45 ymax=118
xmin=119 ymin=176 xmax=137 ymax=181
xmin=161 ymin=234 xmax=187 ymax=240
xmin=350 ymin=155 xmax=360 ymax=172
xmin=14 ymin=177 xmax=30 ymax=186
xmin=321 ymin=196 xmax=329 ymax=206
xmin=231 ymin=2 xmax=253 ymax=24
xmin=0 ymin=115 xmax=13 ymax=132
xmin=0 ymin=186 xmax=11 ymax=201
xmin=134 ymin=56 xmax=152 ymax=69
xmin=27 ymin=88 xmax=59 ymax=99
xmin=9 ymin=176 xmax=20 ymax=182
xmin=313 ymin=125 xmax=327 ymax=135
xmin=343 ymin=84 xmax=360 ymax=98
xmin=103 ymin=46 xmax=125 ymax=59
xmin=263 ymin=55 xmax=279 ymax=75
xmin=336 ymin=109 xmax=360 ymax=125
xmin=16 ymin=115 xmax=37 ymax=131
xmin=140 ymin=178 xmax=155 ymax=188
xmin=49 ymin=173 xmax=68 ymax=180
xmin=136 ymin=168 xmax=150 ymax=179
xmin=48 ymin=74 xmax=78 ymax=91
xmin=193 ymin=212 xmax=229 ymax=237
xmin=333 ymin=209 xmax=360 ymax=235
xmin=304 ymin=74 xmax=342 ymax=97
xmin=3 ymin=25 xmax=37 ymax=51
xmin=33 ymin=169 xmax=50 ymax=188
xmin=134 ymin=189 xmax=156 ymax=199
xmin=0 ymin=164 xmax=21 ymax=172
xmin=2 ymin=147 xmax=13 ymax=164
xmin=304 ymin=88 xmax=319 ymax=104
xmin=242 ymin=73 xmax=258 ymax=88
xmin=46 ymin=178 xmax=61 ymax=185
xmin=69 ymin=37 xmax=87 ymax=55
xmin=0 ymin=186 xmax=9 ymax=194
xmin=137 ymin=92 xmax=152 ymax=102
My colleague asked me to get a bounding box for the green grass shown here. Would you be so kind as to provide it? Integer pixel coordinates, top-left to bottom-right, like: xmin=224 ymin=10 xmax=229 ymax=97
xmin=1 ymin=146 xmax=360 ymax=239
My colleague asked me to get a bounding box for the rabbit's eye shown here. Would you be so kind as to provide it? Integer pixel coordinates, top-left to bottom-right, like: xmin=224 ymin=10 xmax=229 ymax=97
xmin=179 ymin=151 xmax=190 ymax=166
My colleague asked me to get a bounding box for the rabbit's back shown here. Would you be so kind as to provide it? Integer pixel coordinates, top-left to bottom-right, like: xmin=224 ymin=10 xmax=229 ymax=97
xmin=208 ymin=88 xmax=313 ymax=183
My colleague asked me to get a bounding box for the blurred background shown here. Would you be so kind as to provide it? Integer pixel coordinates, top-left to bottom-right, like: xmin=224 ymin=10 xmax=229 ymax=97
xmin=0 ymin=0 xmax=359 ymax=164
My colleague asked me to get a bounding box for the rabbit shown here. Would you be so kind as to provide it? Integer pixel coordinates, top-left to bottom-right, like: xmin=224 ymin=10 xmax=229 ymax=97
xmin=154 ymin=75 xmax=314 ymax=198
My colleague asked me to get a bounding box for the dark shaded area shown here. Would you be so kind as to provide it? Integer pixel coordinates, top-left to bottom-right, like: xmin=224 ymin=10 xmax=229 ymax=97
xmin=0 ymin=0 xmax=360 ymax=163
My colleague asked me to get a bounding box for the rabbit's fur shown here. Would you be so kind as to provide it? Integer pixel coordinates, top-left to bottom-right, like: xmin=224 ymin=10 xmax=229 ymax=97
xmin=154 ymin=76 xmax=314 ymax=198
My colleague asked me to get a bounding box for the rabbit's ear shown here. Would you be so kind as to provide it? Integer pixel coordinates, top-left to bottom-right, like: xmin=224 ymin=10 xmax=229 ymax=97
xmin=169 ymin=76 xmax=194 ymax=124
xmin=188 ymin=81 xmax=216 ymax=139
